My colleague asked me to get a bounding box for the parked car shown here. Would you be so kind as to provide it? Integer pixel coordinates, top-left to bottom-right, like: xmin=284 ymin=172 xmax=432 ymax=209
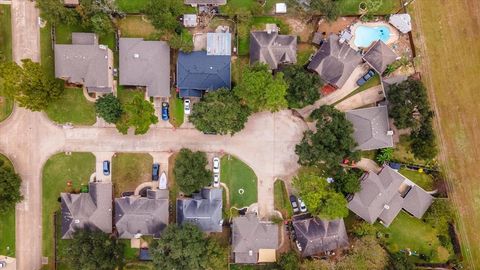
xmin=298 ymin=197 xmax=307 ymax=213
xmin=0 ymin=261 xmax=6 ymax=268
xmin=161 ymin=102 xmax=169 ymax=121
xmin=152 ymin=163 xmax=160 ymax=181
xmin=213 ymin=157 xmax=220 ymax=174
xmin=356 ymin=69 xmax=376 ymax=86
xmin=102 ymin=160 xmax=110 ymax=176
xmin=213 ymin=173 xmax=220 ymax=188
xmin=184 ymin=99 xmax=191 ymax=115
xmin=289 ymin=195 xmax=299 ymax=214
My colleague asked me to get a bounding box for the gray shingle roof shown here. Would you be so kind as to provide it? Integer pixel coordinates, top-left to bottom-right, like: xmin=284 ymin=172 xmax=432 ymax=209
xmin=345 ymin=106 xmax=394 ymax=150
xmin=402 ymin=186 xmax=433 ymax=218
xmin=60 ymin=182 xmax=113 ymax=239
xmin=115 ymin=189 xmax=169 ymax=239
xmin=249 ymin=31 xmax=297 ymax=70
xmin=55 ymin=33 xmax=113 ymax=93
xmin=389 ymin=14 xmax=412 ymax=34
xmin=176 ymin=188 xmax=223 ymax=232
xmin=308 ymin=34 xmax=362 ymax=88
xmin=184 ymin=0 xmax=226 ymax=5
xmin=177 ymin=51 xmax=231 ymax=98
xmin=232 ymin=213 xmax=279 ymax=263
xmin=363 ymin=40 xmax=398 ymax=74
xmin=72 ymin=33 xmax=98 ymax=45
xmin=293 ymin=218 xmax=349 ymax=257
xmin=119 ymin=38 xmax=171 ymax=97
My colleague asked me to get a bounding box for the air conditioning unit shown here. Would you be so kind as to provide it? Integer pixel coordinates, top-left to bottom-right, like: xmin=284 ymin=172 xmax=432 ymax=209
xmin=387 ymin=130 xmax=394 ymax=136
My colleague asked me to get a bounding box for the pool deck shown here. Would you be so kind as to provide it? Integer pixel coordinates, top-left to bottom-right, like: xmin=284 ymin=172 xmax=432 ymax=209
xmin=349 ymin=21 xmax=399 ymax=50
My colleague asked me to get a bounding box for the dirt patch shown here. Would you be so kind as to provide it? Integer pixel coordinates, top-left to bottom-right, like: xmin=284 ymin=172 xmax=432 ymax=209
xmin=317 ymin=17 xmax=357 ymax=36
xmin=284 ymin=17 xmax=315 ymax=42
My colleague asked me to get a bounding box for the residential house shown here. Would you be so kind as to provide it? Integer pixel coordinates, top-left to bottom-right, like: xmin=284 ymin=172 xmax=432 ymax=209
xmin=55 ymin=33 xmax=114 ymax=94
xmin=308 ymin=34 xmax=362 ymax=89
xmin=176 ymin=51 xmax=231 ymax=98
xmin=293 ymin=217 xmax=349 ymax=257
xmin=348 ymin=165 xmax=433 ymax=227
xmin=119 ymin=38 xmax=171 ymax=97
xmin=249 ymin=31 xmax=297 ymax=70
xmin=389 ymin=14 xmax=412 ymax=34
xmin=363 ymin=40 xmax=399 ymax=74
xmin=345 ymin=106 xmax=394 ymax=151
xmin=60 ymin=182 xmax=113 ymax=239
xmin=184 ymin=0 xmax=226 ymax=6
xmin=232 ymin=213 xmax=279 ymax=264
xmin=115 ymin=189 xmax=169 ymax=239
xmin=176 ymin=188 xmax=223 ymax=233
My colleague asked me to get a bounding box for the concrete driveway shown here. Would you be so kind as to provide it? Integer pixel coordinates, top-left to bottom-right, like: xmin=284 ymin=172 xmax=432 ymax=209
xmin=94 ymin=152 xmax=114 ymax=182
xmin=335 ymin=85 xmax=385 ymax=111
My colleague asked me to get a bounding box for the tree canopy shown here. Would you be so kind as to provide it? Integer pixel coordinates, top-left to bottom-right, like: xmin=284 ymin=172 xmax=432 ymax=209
xmin=63 ymin=230 xmax=124 ymax=270
xmin=151 ymin=224 xmax=227 ymax=270
xmin=410 ymin=118 xmax=438 ymax=160
xmin=36 ymin=0 xmax=78 ymax=25
xmin=95 ymin=94 xmax=123 ymax=124
xmin=295 ymin=105 xmax=359 ymax=168
xmin=331 ymin=167 xmax=362 ymax=195
xmin=173 ymin=149 xmax=212 ymax=195
xmin=115 ymin=94 xmax=158 ymax=135
xmin=293 ymin=172 xmax=348 ymax=220
xmin=234 ymin=64 xmax=288 ymax=112
xmin=189 ymin=89 xmax=251 ymax=135
xmin=282 ymin=65 xmax=322 ymax=109
xmin=0 ymin=164 xmax=22 ymax=213
xmin=336 ymin=236 xmax=389 ymax=270
xmin=145 ymin=0 xmax=185 ymax=32
xmin=311 ymin=0 xmax=339 ymax=22
xmin=277 ymin=251 xmax=300 ymax=270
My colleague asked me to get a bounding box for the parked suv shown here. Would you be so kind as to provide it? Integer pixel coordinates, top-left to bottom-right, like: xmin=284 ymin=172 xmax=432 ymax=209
xmin=289 ymin=195 xmax=300 ymax=214
xmin=356 ymin=69 xmax=376 ymax=86
xmin=103 ymin=161 xmax=110 ymax=176
xmin=161 ymin=102 xmax=169 ymax=121
xmin=152 ymin=163 xmax=160 ymax=181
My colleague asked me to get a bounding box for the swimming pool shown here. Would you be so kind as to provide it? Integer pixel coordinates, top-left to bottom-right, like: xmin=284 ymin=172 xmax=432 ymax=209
xmin=354 ymin=25 xmax=391 ymax=48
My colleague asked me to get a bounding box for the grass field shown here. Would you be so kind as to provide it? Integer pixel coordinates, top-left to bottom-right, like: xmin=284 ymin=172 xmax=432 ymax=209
xmin=337 ymin=0 xmax=400 ymax=15
xmin=392 ymin=135 xmax=432 ymax=166
xmin=118 ymin=16 xmax=156 ymax=38
xmin=112 ymin=153 xmax=153 ymax=197
xmin=41 ymin=152 xmax=95 ymax=270
xmin=220 ymin=155 xmax=257 ymax=208
xmin=0 ymin=5 xmax=13 ymax=122
xmin=274 ymin=180 xmax=292 ymax=219
xmin=55 ymin=23 xmax=115 ymax=49
xmin=169 ymin=93 xmax=184 ymax=127
xmin=411 ymin=0 xmax=480 ymax=267
xmin=116 ymin=0 xmax=149 ymax=13
xmin=399 ymin=168 xmax=435 ymax=191
xmin=0 ymin=154 xmax=15 ymax=257
xmin=45 ymin=88 xmax=96 ymax=125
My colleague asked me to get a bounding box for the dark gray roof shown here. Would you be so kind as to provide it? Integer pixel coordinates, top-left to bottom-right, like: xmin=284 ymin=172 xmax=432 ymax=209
xmin=345 ymin=106 xmax=394 ymax=150
xmin=115 ymin=189 xmax=169 ymax=239
xmin=61 ymin=182 xmax=112 ymax=239
xmin=293 ymin=218 xmax=348 ymax=257
xmin=402 ymin=186 xmax=433 ymax=218
xmin=250 ymin=31 xmax=297 ymax=70
xmin=184 ymin=0 xmax=226 ymax=5
xmin=55 ymin=33 xmax=113 ymax=93
xmin=363 ymin=40 xmax=398 ymax=74
xmin=232 ymin=213 xmax=278 ymax=263
xmin=119 ymin=38 xmax=171 ymax=97
xmin=308 ymin=34 xmax=362 ymax=88
xmin=176 ymin=188 xmax=222 ymax=232
xmin=72 ymin=33 xmax=98 ymax=45
xmin=176 ymin=51 xmax=231 ymax=98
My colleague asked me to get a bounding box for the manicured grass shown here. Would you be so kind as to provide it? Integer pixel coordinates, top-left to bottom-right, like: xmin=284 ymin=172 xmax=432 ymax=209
xmin=55 ymin=23 xmax=116 ymax=50
xmin=45 ymin=88 xmax=96 ymax=125
xmin=332 ymin=74 xmax=381 ymax=105
xmin=116 ymin=0 xmax=149 ymax=13
xmin=376 ymin=211 xmax=451 ymax=263
xmin=392 ymin=135 xmax=431 ymax=166
xmin=112 ymin=153 xmax=153 ymax=197
xmin=297 ymin=45 xmax=315 ymax=66
xmin=0 ymin=5 xmax=12 ymax=61
xmin=337 ymin=0 xmax=400 ymax=15
xmin=274 ymin=180 xmax=292 ymax=219
xmin=124 ymin=262 xmax=155 ymax=270
xmin=42 ymin=152 xmax=95 ymax=269
xmin=118 ymin=86 xmax=144 ymax=104
xmin=118 ymin=16 xmax=157 ymax=39
xmin=223 ymin=0 xmax=257 ymax=11
xmin=220 ymin=155 xmax=257 ymax=208
xmin=41 ymin=23 xmax=55 ymax=77
xmin=0 ymin=154 xmax=15 ymax=257
xmin=399 ymin=168 xmax=435 ymax=191
xmin=169 ymin=94 xmax=184 ymax=128
xmin=231 ymin=57 xmax=248 ymax=86
xmin=0 ymin=88 xmax=14 ymax=123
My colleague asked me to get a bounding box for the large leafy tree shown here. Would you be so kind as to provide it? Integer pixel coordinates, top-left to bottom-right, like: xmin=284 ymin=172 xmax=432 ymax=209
xmin=63 ymin=230 xmax=124 ymax=270
xmin=331 ymin=167 xmax=361 ymax=195
xmin=151 ymin=224 xmax=227 ymax=270
xmin=115 ymin=94 xmax=158 ymax=135
xmin=410 ymin=118 xmax=438 ymax=160
xmin=234 ymin=64 xmax=288 ymax=112
xmin=295 ymin=105 xmax=359 ymax=168
xmin=173 ymin=149 xmax=212 ymax=195
xmin=145 ymin=0 xmax=185 ymax=32
xmin=293 ymin=172 xmax=348 ymax=220
xmin=36 ymin=0 xmax=78 ymax=25
xmin=336 ymin=236 xmax=389 ymax=270
xmin=77 ymin=0 xmax=119 ymax=35
xmin=0 ymin=59 xmax=64 ymax=111
xmin=189 ymin=89 xmax=251 ymax=135
xmin=282 ymin=65 xmax=322 ymax=109
xmin=95 ymin=94 xmax=123 ymax=124
xmin=277 ymin=251 xmax=300 ymax=270
xmin=0 ymin=163 xmax=23 ymax=213
xmin=311 ymin=0 xmax=339 ymax=22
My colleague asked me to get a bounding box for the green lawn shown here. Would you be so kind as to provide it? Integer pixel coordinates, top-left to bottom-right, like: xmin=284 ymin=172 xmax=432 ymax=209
xmin=337 ymin=0 xmax=400 ymax=15
xmin=112 ymin=153 xmax=153 ymax=197
xmin=0 ymin=5 xmax=13 ymax=122
xmin=169 ymin=93 xmax=184 ymax=128
xmin=377 ymin=211 xmax=451 ymax=263
xmin=42 ymin=152 xmax=95 ymax=270
xmin=274 ymin=180 xmax=292 ymax=219
xmin=0 ymin=154 xmax=15 ymax=257
xmin=220 ymin=155 xmax=257 ymax=208
xmin=118 ymin=85 xmax=144 ymax=104
xmin=55 ymin=23 xmax=116 ymax=50
xmin=41 ymin=23 xmax=55 ymax=77
xmin=399 ymin=168 xmax=435 ymax=191
xmin=45 ymin=88 xmax=96 ymax=125
xmin=118 ymin=16 xmax=156 ymax=39
xmin=392 ymin=135 xmax=432 ymax=167
xmin=297 ymin=45 xmax=315 ymax=66
xmin=332 ymin=74 xmax=381 ymax=105
xmin=116 ymin=0 xmax=149 ymax=13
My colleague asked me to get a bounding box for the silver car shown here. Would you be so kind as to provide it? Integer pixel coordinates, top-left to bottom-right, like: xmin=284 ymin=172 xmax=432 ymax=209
xmin=213 ymin=157 xmax=220 ymax=174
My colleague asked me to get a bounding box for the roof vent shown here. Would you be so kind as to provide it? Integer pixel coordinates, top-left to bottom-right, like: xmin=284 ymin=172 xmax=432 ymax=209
xmin=134 ymin=53 xmax=140 ymax=58
xmin=74 ymin=219 xmax=80 ymax=224
xmin=383 ymin=204 xmax=390 ymax=210
xmin=387 ymin=130 xmax=394 ymax=136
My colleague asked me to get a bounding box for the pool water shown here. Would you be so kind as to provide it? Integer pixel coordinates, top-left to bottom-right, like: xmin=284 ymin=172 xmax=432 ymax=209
xmin=354 ymin=25 xmax=391 ymax=48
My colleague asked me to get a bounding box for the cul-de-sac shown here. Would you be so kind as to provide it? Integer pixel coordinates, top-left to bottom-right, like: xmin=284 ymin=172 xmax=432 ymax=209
xmin=0 ymin=0 xmax=479 ymax=269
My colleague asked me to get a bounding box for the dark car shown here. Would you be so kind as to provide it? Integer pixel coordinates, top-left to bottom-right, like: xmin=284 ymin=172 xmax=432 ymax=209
xmin=102 ymin=160 xmax=110 ymax=176
xmin=289 ymin=195 xmax=300 ymax=214
xmin=161 ymin=102 xmax=169 ymax=121
xmin=152 ymin=163 xmax=160 ymax=181
xmin=356 ymin=69 xmax=376 ymax=86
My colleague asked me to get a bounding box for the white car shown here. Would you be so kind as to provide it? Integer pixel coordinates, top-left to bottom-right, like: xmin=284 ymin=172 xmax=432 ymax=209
xmin=184 ymin=99 xmax=191 ymax=115
xmin=298 ymin=198 xmax=307 ymax=213
xmin=213 ymin=157 xmax=220 ymax=174
xmin=213 ymin=173 xmax=220 ymax=188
